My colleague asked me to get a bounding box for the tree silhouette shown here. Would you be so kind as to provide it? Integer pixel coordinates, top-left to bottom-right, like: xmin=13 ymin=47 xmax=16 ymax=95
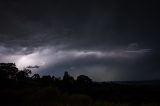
xmin=42 ymin=75 xmax=52 ymax=81
xmin=41 ymin=75 xmax=53 ymax=86
xmin=77 ymin=75 xmax=92 ymax=85
xmin=63 ymin=71 xmax=74 ymax=85
xmin=16 ymin=68 xmax=31 ymax=81
xmin=0 ymin=63 xmax=160 ymax=105
xmin=32 ymin=74 xmax=40 ymax=79
xmin=0 ymin=63 xmax=18 ymax=80
xmin=32 ymin=74 xmax=40 ymax=80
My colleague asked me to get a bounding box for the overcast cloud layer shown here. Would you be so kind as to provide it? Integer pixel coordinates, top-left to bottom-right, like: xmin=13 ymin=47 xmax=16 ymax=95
xmin=0 ymin=0 xmax=160 ymax=81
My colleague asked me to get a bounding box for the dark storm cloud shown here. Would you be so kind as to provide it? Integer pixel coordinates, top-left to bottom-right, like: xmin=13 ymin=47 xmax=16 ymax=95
xmin=0 ymin=0 xmax=160 ymax=81
xmin=0 ymin=0 xmax=159 ymax=49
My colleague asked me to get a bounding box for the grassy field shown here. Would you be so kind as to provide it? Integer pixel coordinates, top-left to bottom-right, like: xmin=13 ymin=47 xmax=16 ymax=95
xmin=1 ymin=86 xmax=160 ymax=106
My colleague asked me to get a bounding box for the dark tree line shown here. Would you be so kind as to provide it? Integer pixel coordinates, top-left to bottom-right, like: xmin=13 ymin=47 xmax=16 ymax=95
xmin=0 ymin=63 xmax=160 ymax=105
xmin=0 ymin=63 xmax=31 ymax=80
xmin=0 ymin=63 xmax=92 ymax=89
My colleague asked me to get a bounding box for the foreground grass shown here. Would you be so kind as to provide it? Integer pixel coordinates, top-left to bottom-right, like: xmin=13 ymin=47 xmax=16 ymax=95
xmin=1 ymin=87 xmax=160 ymax=106
xmin=2 ymin=102 xmax=160 ymax=106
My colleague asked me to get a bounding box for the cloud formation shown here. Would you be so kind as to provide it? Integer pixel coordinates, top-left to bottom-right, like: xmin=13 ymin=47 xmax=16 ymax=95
xmin=0 ymin=0 xmax=159 ymax=81
xmin=0 ymin=42 xmax=154 ymax=81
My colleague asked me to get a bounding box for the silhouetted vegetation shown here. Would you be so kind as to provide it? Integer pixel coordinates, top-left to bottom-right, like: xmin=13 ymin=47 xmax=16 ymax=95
xmin=0 ymin=63 xmax=160 ymax=106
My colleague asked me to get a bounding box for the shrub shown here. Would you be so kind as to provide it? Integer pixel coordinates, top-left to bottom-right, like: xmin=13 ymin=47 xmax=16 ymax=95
xmin=29 ymin=87 xmax=60 ymax=103
xmin=62 ymin=94 xmax=92 ymax=106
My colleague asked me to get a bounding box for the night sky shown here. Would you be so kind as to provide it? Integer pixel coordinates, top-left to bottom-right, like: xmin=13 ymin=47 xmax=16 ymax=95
xmin=0 ymin=0 xmax=160 ymax=81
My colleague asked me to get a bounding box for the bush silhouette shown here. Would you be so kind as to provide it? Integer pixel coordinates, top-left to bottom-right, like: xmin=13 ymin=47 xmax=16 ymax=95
xmin=30 ymin=87 xmax=60 ymax=103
